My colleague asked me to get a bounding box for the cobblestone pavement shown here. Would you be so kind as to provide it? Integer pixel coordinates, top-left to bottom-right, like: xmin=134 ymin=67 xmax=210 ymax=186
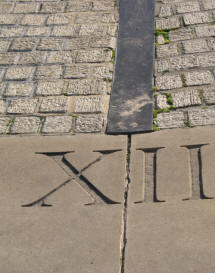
xmin=154 ymin=0 xmax=215 ymax=130
xmin=0 ymin=0 xmax=118 ymax=135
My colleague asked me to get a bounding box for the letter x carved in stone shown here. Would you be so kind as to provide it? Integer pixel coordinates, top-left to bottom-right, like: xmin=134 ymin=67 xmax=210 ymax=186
xmin=22 ymin=150 xmax=121 ymax=207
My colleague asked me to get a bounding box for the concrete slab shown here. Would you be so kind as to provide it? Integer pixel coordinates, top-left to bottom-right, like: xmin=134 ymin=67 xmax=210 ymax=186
xmin=0 ymin=135 xmax=127 ymax=272
xmin=126 ymin=127 xmax=215 ymax=273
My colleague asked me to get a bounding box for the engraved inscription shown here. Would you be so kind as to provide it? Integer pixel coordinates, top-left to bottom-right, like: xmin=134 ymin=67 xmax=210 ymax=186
xmin=182 ymin=144 xmax=213 ymax=200
xmin=22 ymin=150 xmax=121 ymax=207
xmin=136 ymin=148 xmax=165 ymax=203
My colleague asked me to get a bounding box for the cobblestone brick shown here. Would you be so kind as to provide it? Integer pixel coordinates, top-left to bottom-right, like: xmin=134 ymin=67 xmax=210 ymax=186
xmin=39 ymin=96 xmax=68 ymax=113
xmin=0 ymin=14 xmax=21 ymax=25
xmin=42 ymin=116 xmax=73 ymax=133
xmin=11 ymin=116 xmax=40 ymax=133
xmin=36 ymin=66 xmax=62 ymax=80
xmin=26 ymin=27 xmax=51 ymax=37
xmin=169 ymin=28 xmax=193 ymax=42
xmin=74 ymin=96 xmax=103 ymax=113
xmin=0 ymin=40 xmax=10 ymax=52
xmin=208 ymin=38 xmax=215 ymax=51
xmin=18 ymin=52 xmax=46 ymax=64
xmin=156 ymin=43 xmax=179 ymax=58
xmin=172 ymin=89 xmax=201 ymax=108
xmin=40 ymin=2 xmax=66 ymax=13
xmin=92 ymin=1 xmax=115 ymax=11
xmin=188 ymin=108 xmax=215 ymax=126
xmin=13 ymin=3 xmax=39 ymax=13
xmin=155 ymin=74 xmax=183 ymax=90
xmin=9 ymin=38 xmax=38 ymax=51
xmin=66 ymin=1 xmax=91 ymax=12
xmin=21 ymin=15 xmax=47 ymax=26
xmin=182 ymin=39 xmax=209 ymax=54
xmin=175 ymin=2 xmax=200 ymax=13
xmin=5 ymin=82 xmax=34 ymax=97
xmin=0 ymin=117 xmax=10 ymax=134
xmin=156 ymin=17 xmax=181 ymax=30
xmin=159 ymin=5 xmax=173 ymax=17
xmin=36 ymin=81 xmax=65 ymax=96
xmin=157 ymin=111 xmax=185 ymax=129
xmin=0 ymin=53 xmax=18 ymax=65
xmin=52 ymin=26 xmax=79 ymax=37
xmin=64 ymin=65 xmax=89 ymax=79
xmin=7 ymin=98 xmax=37 ymax=114
xmin=76 ymin=49 xmax=108 ymax=63
xmin=183 ymin=12 xmax=213 ymax=25
xmin=67 ymin=79 xmax=107 ymax=95
xmin=75 ymin=115 xmax=104 ymax=133
xmin=0 ymin=100 xmax=6 ymax=113
xmin=202 ymin=85 xmax=215 ymax=104
xmin=92 ymin=66 xmax=113 ymax=79
xmin=47 ymin=51 xmax=76 ymax=64
xmin=75 ymin=13 xmax=100 ymax=24
xmin=5 ymin=66 xmax=35 ymax=80
xmin=0 ymin=3 xmax=13 ymax=14
xmin=37 ymin=38 xmax=64 ymax=51
xmin=198 ymin=52 xmax=215 ymax=67
xmin=47 ymin=14 xmax=72 ymax=25
xmin=184 ymin=70 xmax=214 ymax=86
xmin=0 ymin=27 xmax=25 ymax=38
xmin=79 ymin=25 xmax=105 ymax=36
xmin=195 ymin=25 xmax=215 ymax=38
xmin=155 ymin=94 xmax=169 ymax=109
xmin=202 ymin=0 xmax=215 ymax=10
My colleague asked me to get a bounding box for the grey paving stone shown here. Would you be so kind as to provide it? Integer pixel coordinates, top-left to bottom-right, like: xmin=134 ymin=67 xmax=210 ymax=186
xmin=128 ymin=127 xmax=215 ymax=273
xmin=42 ymin=116 xmax=73 ymax=133
xmin=64 ymin=65 xmax=89 ymax=79
xmin=184 ymin=71 xmax=214 ymax=86
xmin=9 ymin=38 xmax=38 ymax=51
xmin=75 ymin=115 xmax=104 ymax=133
xmin=172 ymin=89 xmax=201 ymax=108
xmin=0 ymin=53 xmax=19 ymax=65
xmin=67 ymin=79 xmax=107 ymax=95
xmin=26 ymin=27 xmax=51 ymax=37
xmin=39 ymin=97 xmax=68 ymax=113
xmin=36 ymin=81 xmax=65 ymax=96
xmin=74 ymin=96 xmax=103 ymax=113
xmin=195 ymin=25 xmax=215 ymax=38
xmin=182 ymin=39 xmax=209 ymax=54
xmin=188 ymin=108 xmax=215 ymax=126
xmin=7 ymin=98 xmax=38 ymax=114
xmin=18 ymin=52 xmax=46 ymax=65
xmin=159 ymin=5 xmax=173 ymax=17
xmin=156 ymin=43 xmax=179 ymax=58
xmin=11 ymin=116 xmax=41 ymax=134
xmin=175 ymin=1 xmax=200 ymax=13
xmin=202 ymin=0 xmax=215 ymax=10
xmin=21 ymin=15 xmax=47 ymax=26
xmin=183 ymin=12 xmax=213 ymax=25
xmin=202 ymin=85 xmax=215 ymax=104
xmin=66 ymin=0 xmax=91 ymax=12
xmin=156 ymin=74 xmax=183 ymax=90
xmin=36 ymin=66 xmax=63 ymax=80
xmin=0 ymin=117 xmax=10 ymax=134
xmin=157 ymin=111 xmax=185 ymax=128
xmin=156 ymin=16 xmax=181 ymax=30
xmin=5 ymin=82 xmax=34 ymax=97
xmin=0 ymin=134 xmax=126 ymax=272
xmin=5 ymin=66 xmax=35 ymax=81
xmin=155 ymin=94 xmax=169 ymax=109
xmin=0 ymin=100 xmax=6 ymax=114
xmin=13 ymin=3 xmax=40 ymax=13
xmin=169 ymin=28 xmax=193 ymax=42
xmin=0 ymin=27 xmax=25 ymax=38
xmin=47 ymin=14 xmax=72 ymax=25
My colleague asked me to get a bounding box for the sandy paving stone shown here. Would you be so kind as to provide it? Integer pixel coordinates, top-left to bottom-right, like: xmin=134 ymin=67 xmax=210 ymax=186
xmin=5 ymin=82 xmax=34 ymax=97
xmin=42 ymin=116 xmax=73 ymax=133
xmin=7 ymin=98 xmax=38 ymax=114
xmin=75 ymin=115 xmax=104 ymax=133
xmin=11 ymin=116 xmax=41 ymax=134
xmin=39 ymin=97 xmax=68 ymax=113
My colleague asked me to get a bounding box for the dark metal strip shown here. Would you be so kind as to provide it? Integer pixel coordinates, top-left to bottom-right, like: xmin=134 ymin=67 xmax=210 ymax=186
xmin=107 ymin=0 xmax=154 ymax=134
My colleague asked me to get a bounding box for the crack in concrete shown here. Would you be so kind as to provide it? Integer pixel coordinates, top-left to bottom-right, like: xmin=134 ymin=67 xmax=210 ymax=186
xmin=119 ymin=134 xmax=131 ymax=273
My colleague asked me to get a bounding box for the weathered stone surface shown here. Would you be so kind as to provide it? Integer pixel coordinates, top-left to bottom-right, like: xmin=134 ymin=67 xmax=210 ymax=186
xmin=156 ymin=17 xmax=181 ymax=30
xmin=74 ymin=96 xmax=103 ymax=113
xmin=184 ymin=71 xmax=214 ymax=86
xmin=175 ymin=1 xmax=200 ymax=13
xmin=172 ymin=89 xmax=201 ymax=108
xmin=169 ymin=28 xmax=193 ymax=42
xmin=183 ymin=12 xmax=213 ymax=25
xmin=182 ymin=39 xmax=209 ymax=54
xmin=39 ymin=97 xmax=68 ymax=113
xmin=11 ymin=116 xmax=41 ymax=134
xmin=155 ymin=94 xmax=169 ymax=109
xmin=5 ymin=82 xmax=34 ymax=97
xmin=0 ymin=117 xmax=10 ymax=134
xmin=42 ymin=116 xmax=73 ymax=133
xmin=202 ymin=85 xmax=215 ymax=104
xmin=5 ymin=66 xmax=35 ymax=81
xmin=156 ymin=74 xmax=183 ymax=90
xmin=75 ymin=115 xmax=104 ymax=133
xmin=156 ymin=43 xmax=179 ymax=58
xmin=195 ymin=25 xmax=215 ymax=38
xmin=188 ymin=108 xmax=215 ymax=126
xmin=7 ymin=98 xmax=38 ymax=114
xmin=0 ymin=135 xmax=126 ymax=272
xmin=67 ymin=79 xmax=107 ymax=95
xmin=36 ymin=81 xmax=65 ymax=96
xmin=127 ymin=127 xmax=215 ymax=273
xmin=157 ymin=111 xmax=185 ymax=128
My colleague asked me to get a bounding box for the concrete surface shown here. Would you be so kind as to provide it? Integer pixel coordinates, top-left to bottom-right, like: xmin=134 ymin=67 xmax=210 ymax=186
xmin=125 ymin=127 xmax=215 ymax=273
xmin=0 ymin=135 xmax=127 ymax=272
